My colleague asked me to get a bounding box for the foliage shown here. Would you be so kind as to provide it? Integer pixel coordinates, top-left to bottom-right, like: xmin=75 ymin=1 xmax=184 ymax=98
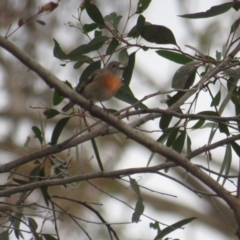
xmin=1 ymin=0 xmax=240 ymax=239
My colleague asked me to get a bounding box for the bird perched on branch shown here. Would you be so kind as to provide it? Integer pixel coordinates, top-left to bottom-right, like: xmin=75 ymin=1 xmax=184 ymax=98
xmin=62 ymin=61 xmax=125 ymax=112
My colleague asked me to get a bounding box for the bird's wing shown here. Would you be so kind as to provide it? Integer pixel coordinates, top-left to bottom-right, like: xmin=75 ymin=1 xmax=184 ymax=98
xmin=76 ymin=69 xmax=105 ymax=93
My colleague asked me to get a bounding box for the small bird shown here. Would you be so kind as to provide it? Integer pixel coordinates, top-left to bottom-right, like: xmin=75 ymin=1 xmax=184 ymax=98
xmin=62 ymin=61 xmax=125 ymax=112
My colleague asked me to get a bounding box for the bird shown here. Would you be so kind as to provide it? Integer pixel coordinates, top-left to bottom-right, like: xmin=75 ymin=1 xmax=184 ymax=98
xmin=62 ymin=61 xmax=125 ymax=112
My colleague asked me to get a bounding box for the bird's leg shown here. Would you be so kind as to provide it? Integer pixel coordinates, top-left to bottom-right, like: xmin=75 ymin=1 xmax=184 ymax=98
xmin=100 ymin=101 xmax=106 ymax=110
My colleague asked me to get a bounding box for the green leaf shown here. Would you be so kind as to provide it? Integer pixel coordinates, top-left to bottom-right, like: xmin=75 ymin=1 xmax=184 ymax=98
xmin=230 ymin=89 xmax=240 ymax=107
xmin=155 ymin=217 xmax=196 ymax=239
xmin=217 ymin=144 xmax=231 ymax=186
xmin=51 ymin=117 xmax=70 ymax=145
xmin=132 ymin=198 xmax=144 ymax=223
xmin=73 ymin=56 xmax=93 ymax=68
xmin=32 ymin=126 xmax=43 ymax=144
xmin=222 ymin=39 xmax=228 ymax=55
xmin=128 ymin=14 xmax=146 ymax=38
xmin=186 ymin=134 xmax=192 ymax=154
xmin=43 ymin=235 xmax=58 ymax=240
xmin=13 ymin=213 xmax=24 ymax=240
xmin=28 ymin=218 xmax=38 ymax=231
xmin=0 ymin=231 xmax=9 ymax=240
xmin=172 ymin=61 xmax=200 ymax=89
xmin=172 ymin=131 xmax=186 ymax=153
xmin=53 ymin=39 xmax=67 ymax=60
xmin=17 ymin=190 xmax=33 ymax=207
xmin=219 ymin=76 xmax=239 ymax=115
xmin=201 ymin=122 xmax=216 ymax=129
xmin=231 ymin=142 xmax=240 ymax=158
xmin=150 ymin=221 xmax=161 ymax=232
xmin=115 ymin=86 xmax=147 ymax=109
xmin=74 ymin=61 xmax=84 ymax=69
xmin=136 ymin=0 xmax=152 ymax=13
xmin=70 ymin=55 xmax=92 ymax=64
xmin=216 ymin=50 xmax=221 ymax=61
xmin=156 ymin=50 xmax=192 ymax=64
xmin=146 ymin=152 xmax=155 ymax=167
xmin=85 ymin=0 xmax=105 ymax=25
xmin=29 ymin=165 xmax=41 ymax=182
xmin=118 ymin=48 xmax=129 ymax=66
xmin=106 ymin=38 xmax=119 ymax=55
xmin=166 ymin=127 xmax=179 ymax=147
xmin=159 ymin=115 xmax=172 ymax=130
xmin=196 ymin=111 xmax=219 ymax=116
xmin=95 ymin=30 xmax=102 ymax=37
xmin=130 ymin=177 xmax=141 ymax=197
xmin=141 ymin=24 xmax=177 ymax=45
xmin=130 ymin=177 xmax=144 ymax=222
xmin=128 ymin=27 xmax=138 ymax=38
xmin=136 ymin=14 xmax=145 ymax=35
xmin=39 ymin=167 xmax=50 ymax=206
xmin=83 ymin=23 xmax=98 ymax=33
xmin=112 ymin=15 xmax=122 ymax=29
xmin=104 ymin=12 xmax=122 ymax=29
xmin=191 ymin=119 xmax=205 ymax=129
xmin=157 ymin=132 xmax=169 ymax=144
xmin=104 ymin=12 xmax=117 ymax=22
xmin=43 ymin=109 xmax=59 ymax=119
xmin=208 ymin=123 xmax=218 ymax=145
xmin=233 ymin=2 xmax=240 ymax=11
xmin=13 ymin=178 xmax=28 ymax=185
xmin=128 ymin=21 xmax=150 ymax=39
xmin=53 ymin=89 xmax=64 ymax=105
xmin=231 ymin=88 xmax=240 ymax=131
xmin=24 ymin=135 xmax=31 ymax=149
xmin=225 ymin=68 xmax=240 ymax=80
xmin=211 ymin=90 xmax=221 ymax=107
xmin=82 ymin=117 xmax=104 ymax=171
xmin=166 ymin=91 xmax=184 ymax=107
xmin=121 ymin=51 xmax=136 ymax=87
xmin=91 ymin=137 xmax=104 ymax=171
xmin=41 ymin=185 xmax=50 ymax=207
xmin=67 ymin=36 xmax=108 ymax=60
xmin=179 ymin=2 xmax=234 ymax=19
xmin=230 ymin=17 xmax=240 ymax=34
xmin=17 ymin=190 xmax=31 ymax=204
xmin=218 ymin=122 xmax=229 ymax=136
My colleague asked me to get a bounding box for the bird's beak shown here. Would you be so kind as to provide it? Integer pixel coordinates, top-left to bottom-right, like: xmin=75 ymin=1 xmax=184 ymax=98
xmin=119 ymin=64 xmax=126 ymax=69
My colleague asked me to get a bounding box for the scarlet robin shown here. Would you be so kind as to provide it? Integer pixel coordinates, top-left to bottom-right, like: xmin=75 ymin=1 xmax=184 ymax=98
xmin=62 ymin=61 xmax=125 ymax=112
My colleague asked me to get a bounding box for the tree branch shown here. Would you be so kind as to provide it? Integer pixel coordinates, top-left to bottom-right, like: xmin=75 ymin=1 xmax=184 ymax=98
xmin=0 ymin=164 xmax=183 ymax=197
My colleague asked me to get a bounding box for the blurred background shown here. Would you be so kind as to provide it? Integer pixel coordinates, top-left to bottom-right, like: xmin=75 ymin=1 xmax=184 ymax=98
xmin=0 ymin=0 xmax=239 ymax=239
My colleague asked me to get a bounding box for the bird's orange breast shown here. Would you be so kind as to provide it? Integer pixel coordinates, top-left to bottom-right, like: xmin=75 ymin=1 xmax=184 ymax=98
xmin=105 ymin=75 xmax=122 ymax=93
